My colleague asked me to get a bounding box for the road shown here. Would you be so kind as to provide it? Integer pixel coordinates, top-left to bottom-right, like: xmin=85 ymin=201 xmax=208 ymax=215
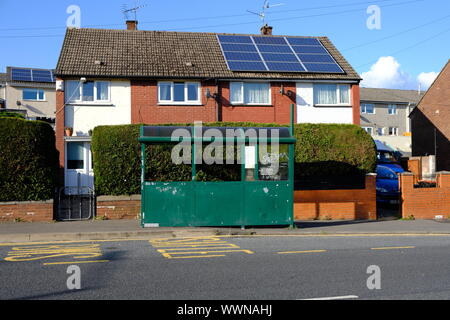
xmin=1 ymin=235 xmax=450 ymax=300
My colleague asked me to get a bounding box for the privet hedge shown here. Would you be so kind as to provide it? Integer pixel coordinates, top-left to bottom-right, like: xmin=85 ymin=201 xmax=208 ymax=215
xmin=92 ymin=123 xmax=376 ymax=196
xmin=0 ymin=117 xmax=58 ymax=201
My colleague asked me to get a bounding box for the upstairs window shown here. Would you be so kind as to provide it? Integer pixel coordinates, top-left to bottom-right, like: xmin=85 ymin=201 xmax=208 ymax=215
xmin=65 ymin=80 xmax=110 ymax=103
xmin=23 ymin=89 xmax=45 ymax=101
xmin=361 ymin=103 xmax=375 ymax=114
xmin=230 ymin=82 xmax=271 ymax=105
xmin=388 ymin=104 xmax=397 ymax=115
xmin=314 ymin=84 xmax=350 ymax=106
xmin=158 ymin=82 xmax=201 ymax=104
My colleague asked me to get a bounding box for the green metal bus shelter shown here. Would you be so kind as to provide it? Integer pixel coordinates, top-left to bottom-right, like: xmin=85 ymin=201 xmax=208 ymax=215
xmin=139 ymin=120 xmax=296 ymax=228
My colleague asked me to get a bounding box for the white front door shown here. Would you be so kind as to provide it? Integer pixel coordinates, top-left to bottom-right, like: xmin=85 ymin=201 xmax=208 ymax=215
xmin=65 ymin=141 xmax=94 ymax=194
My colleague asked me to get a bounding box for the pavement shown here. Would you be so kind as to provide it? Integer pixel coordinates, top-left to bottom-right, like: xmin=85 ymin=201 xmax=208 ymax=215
xmin=1 ymin=218 xmax=450 ymax=243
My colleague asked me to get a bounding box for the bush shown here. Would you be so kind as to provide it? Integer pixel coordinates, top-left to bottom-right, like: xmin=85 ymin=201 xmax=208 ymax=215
xmin=91 ymin=123 xmax=376 ymax=196
xmin=0 ymin=118 xmax=58 ymax=201
xmin=0 ymin=111 xmax=26 ymax=119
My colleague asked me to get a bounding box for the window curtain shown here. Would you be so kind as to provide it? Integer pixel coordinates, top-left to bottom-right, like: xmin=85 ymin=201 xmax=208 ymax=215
xmin=244 ymin=83 xmax=269 ymax=104
xmin=230 ymin=82 xmax=243 ymax=103
xmin=339 ymin=85 xmax=350 ymax=104
xmin=96 ymin=82 xmax=109 ymax=101
xmin=159 ymin=83 xmax=171 ymax=101
xmin=314 ymin=84 xmax=337 ymax=104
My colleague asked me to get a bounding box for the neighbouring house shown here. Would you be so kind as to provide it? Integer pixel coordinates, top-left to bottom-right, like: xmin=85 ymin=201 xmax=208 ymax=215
xmin=410 ymin=60 xmax=450 ymax=172
xmin=54 ymin=21 xmax=362 ymax=191
xmin=0 ymin=67 xmax=56 ymax=125
xmin=360 ymin=87 xmax=424 ymax=156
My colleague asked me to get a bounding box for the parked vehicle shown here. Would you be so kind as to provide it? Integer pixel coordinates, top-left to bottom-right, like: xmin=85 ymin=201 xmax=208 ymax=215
xmin=375 ymin=140 xmax=405 ymax=203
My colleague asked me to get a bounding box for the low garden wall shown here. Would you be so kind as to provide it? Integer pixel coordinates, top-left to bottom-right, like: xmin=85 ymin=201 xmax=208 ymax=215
xmin=0 ymin=196 xmax=141 ymax=222
xmin=294 ymin=174 xmax=377 ymax=220
xmin=400 ymin=171 xmax=450 ymax=219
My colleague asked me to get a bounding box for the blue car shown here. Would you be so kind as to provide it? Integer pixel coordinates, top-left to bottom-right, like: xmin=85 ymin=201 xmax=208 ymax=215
xmin=375 ymin=140 xmax=405 ymax=204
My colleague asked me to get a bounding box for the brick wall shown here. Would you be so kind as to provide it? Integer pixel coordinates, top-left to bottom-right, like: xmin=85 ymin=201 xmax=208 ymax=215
xmin=0 ymin=197 xmax=141 ymax=222
xmin=220 ymin=82 xmax=296 ymax=124
xmin=400 ymin=171 xmax=450 ymax=219
xmin=96 ymin=195 xmax=141 ymax=220
xmin=294 ymin=174 xmax=377 ymax=220
xmin=131 ymin=80 xmax=296 ymax=125
xmin=0 ymin=201 xmax=54 ymax=222
xmin=131 ymin=80 xmax=217 ymax=124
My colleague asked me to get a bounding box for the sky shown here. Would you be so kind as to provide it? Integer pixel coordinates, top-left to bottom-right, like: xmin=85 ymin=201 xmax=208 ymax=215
xmin=0 ymin=0 xmax=449 ymax=90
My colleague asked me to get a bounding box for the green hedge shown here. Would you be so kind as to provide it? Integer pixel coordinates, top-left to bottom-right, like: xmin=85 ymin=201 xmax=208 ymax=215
xmin=91 ymin=123 xmax=376 ymax=196
xmin=0 ymin=117 xmax=58 ymax=201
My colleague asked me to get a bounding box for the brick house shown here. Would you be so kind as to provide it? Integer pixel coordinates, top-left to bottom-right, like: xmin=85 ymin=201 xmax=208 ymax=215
xmin=54 ymin=22 xmax=361 ymax=190
xmin=410 ymin=60 xmax=450 ymax=171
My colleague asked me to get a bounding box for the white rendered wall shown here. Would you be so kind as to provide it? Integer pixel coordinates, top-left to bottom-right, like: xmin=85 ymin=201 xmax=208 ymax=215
xmin=296 ymin=83 xmax=353 ymax=124
xmin=65 ymin=80 xmax=131 ymax=136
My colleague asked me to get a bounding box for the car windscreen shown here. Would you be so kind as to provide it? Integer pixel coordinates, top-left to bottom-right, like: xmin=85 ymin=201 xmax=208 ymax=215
xmin=376 ymin=166 xmax=398 ymax=180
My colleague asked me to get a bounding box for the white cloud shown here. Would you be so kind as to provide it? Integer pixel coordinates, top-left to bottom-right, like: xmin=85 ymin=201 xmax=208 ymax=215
xmin=417 ymin=72 xmax=439 ymax=90
xmin=360 ymin=56 xmax=437 ymax=90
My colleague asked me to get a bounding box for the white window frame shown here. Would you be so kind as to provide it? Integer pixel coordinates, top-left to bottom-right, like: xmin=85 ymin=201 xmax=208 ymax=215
xmin=157 ymin=81 xmax=202 ymax=105
xmin=23 ymin=88 xmax=45 ymax=101
xmin=313 ymin=84 xmax=351 ymax=107
xmin=65 ymin=80 xmax=111 ymax=104
xmin=388 ymin=127 xmax=399 ymax=136
xmin=361 ymin=103 xmax=375 ymax=114
xmin=229 ymin=82 xmax=272 ymax=106
xmin=362 ymin=127 xmax=373 ymax=135
xmin=388 ymin=104 xmax=398 ymax=115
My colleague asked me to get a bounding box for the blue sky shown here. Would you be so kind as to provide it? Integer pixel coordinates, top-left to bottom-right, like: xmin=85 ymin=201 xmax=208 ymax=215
xmin=0 ymin=0 xmax=448 ymax=89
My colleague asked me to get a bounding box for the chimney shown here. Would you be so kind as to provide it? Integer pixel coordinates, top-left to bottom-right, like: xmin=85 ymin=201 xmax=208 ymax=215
xmin=260 ymin=24 xmax=273 ymax=36
xmin=126 ymin=20 xmax=138 ymax=30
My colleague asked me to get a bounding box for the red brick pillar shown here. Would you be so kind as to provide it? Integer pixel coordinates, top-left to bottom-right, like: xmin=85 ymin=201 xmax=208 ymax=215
xmin=399 ymin=172 xmax=414 ymax=218
xmin=55 ymin=79 xmax=65 ymax=186
xmin=437 ymin=172 xmax=450 ymax=189
xmin=365 ymin=173 xmax=377 ymax=220
xmin=351 ymin=84 xmax=361 ymax=126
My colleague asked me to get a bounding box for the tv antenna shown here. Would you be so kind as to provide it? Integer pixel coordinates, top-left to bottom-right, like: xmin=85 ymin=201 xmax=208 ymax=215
xmin=247 ymin=0 xmax=285 ymax=26
xmin=122 ymin=1 xmax=147 ymax=21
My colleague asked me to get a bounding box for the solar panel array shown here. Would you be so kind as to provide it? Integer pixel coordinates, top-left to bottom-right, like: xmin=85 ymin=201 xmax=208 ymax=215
xmin=11 ymin=68 xmax=54 ymax=83
xmin=217 ymin=35 xmax=344 ymax=74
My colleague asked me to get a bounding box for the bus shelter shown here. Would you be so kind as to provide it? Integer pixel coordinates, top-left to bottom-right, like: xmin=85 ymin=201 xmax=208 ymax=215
xmin=139 ymin=123 xmax=296 ymax=228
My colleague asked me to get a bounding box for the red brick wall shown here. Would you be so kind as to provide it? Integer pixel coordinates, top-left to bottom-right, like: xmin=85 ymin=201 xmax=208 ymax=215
xmin=55 ymin=81 xmax=65 ymax=184
xmin=220 ymin=82 xmax=296 ymax=124
xmin=351 ymin=84 xmax=361 ymax=126
xmin=0 ymin=201 xmax=54 ymax=222
xmin=96 ymin=196 xmax=140 ymax=220
xmin=400 ymin=172 xmax=450 ymax=219
xmin=294 ymin=174 xmax=377 ymax=220
xmin=131 ymin=80 xmax=296 ymax=125
xmin=131 ymin=80 xmax=217 ymax=124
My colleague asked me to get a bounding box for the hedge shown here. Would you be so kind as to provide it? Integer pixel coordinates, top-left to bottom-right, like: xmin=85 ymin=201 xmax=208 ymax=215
xmin=0 ymin=117 xmax=58 ymax=201
xmin=91 ymin=123 xmax=376 ymax=196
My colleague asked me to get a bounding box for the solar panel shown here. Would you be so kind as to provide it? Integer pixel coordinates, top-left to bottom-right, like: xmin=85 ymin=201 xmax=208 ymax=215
xmin=32 ymin=70 xmax=54 ymax=82
xmin=265 ymin=62 xmax=305 ymax=72
xmin=303 ymin=63 xmax=343 ymax=73
xmin=227 ymin=61 xmax=267 ymax=71
xmin=217 ymin=35 xmax=345 ymax=74
xmin=11 ymin=68 xmax=54 ymax=82
xmin=11 ymin=69 xmax=32 ymax=82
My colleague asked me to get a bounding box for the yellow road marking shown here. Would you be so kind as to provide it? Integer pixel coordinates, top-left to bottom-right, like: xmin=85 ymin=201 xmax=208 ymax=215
xmin=43 ymin=260 xmax=109 ymax=266
xmin=277 ymin=250 xmax=327 ymax=255
xmin=4 ymin=244 xmax=102 ymax=262
xmin=149 ymin=237 xmax=254 ymax=259
xmin=371 ymin=246 xmax=416 ymax=250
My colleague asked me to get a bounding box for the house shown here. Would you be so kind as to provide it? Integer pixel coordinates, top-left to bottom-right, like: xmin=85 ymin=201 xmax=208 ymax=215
xmin=410 ymin=60 xmax=450 ymax=171
xmin=360 ymin=88 xmax=424 ymax=156
xmin=0 ymin=67 xmax=56 ymax=125
xmin=54 ymin=21 xmax=362 ymax=190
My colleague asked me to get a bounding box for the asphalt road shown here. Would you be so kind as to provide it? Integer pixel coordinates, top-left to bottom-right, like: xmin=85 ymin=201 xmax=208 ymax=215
xmin=1 ymin=235 xmax=450 ymax=300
